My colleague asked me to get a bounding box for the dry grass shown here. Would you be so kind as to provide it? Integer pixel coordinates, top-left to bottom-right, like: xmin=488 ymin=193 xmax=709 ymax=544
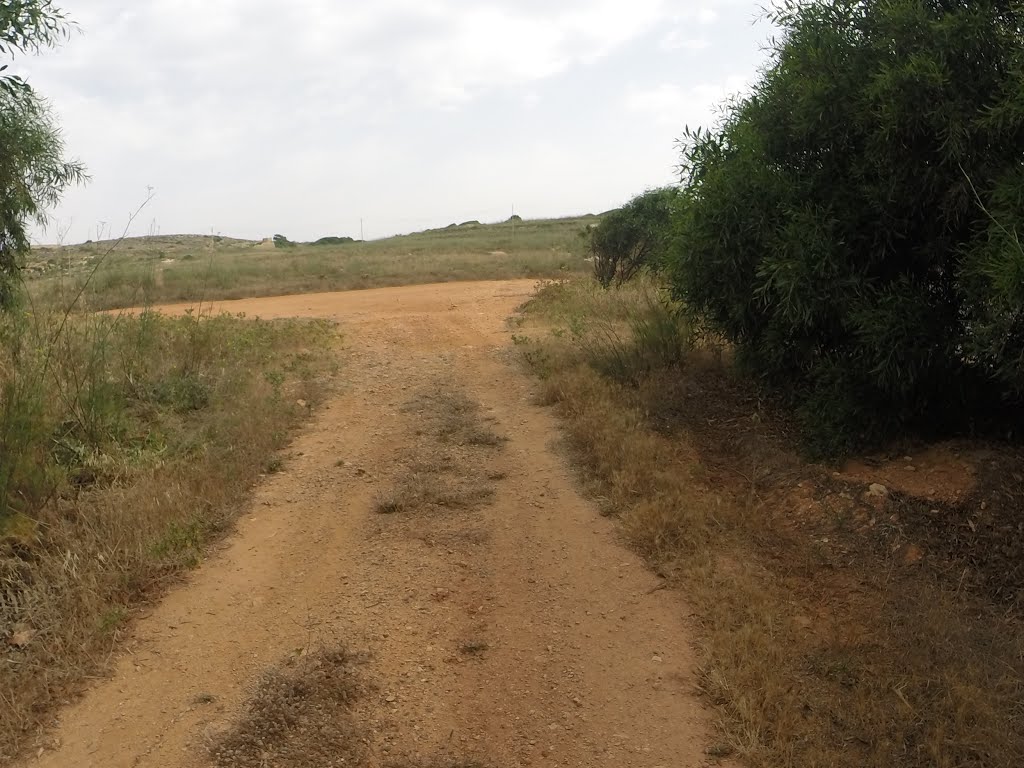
xmin=209 ymin=646 xmax=364 ymax=768
xmin=409 ymin=389 xmax=507 ymax=447
xmin=0 ymin=310 xmax=336 ymax=761
xmin=516 ymin=278 xmax=1024 ymax=768
xmin=208 ymin=646 xmax=490 ymax=768
xmin=26 ymin=216 xmax=594 ymax=311
xmin=373 ymin=469 xmax=496 ymax=515
xmin=375 ymin=385 xmax=506 ymax=516
xmin=458 ymin=640 xmax=490 ymax=656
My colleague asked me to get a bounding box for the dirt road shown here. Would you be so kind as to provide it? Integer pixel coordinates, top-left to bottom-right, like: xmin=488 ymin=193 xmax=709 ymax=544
xmin=23 ymin=281 xmax=718 ymax=768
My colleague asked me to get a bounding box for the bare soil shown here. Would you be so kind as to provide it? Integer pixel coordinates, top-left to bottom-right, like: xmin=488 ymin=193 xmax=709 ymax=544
xmin=18 ymin=281 xmax=722 ymax=768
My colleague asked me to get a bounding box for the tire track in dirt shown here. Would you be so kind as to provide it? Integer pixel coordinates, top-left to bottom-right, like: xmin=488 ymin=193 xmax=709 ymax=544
xmin=19 ymin=281 xmax=721 ymax=768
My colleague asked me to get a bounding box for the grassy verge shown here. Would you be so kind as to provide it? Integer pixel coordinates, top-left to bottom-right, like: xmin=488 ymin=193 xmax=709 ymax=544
xmin=514 ymin=278 xmax=1024 ymax=768
xmin=26 ymin=216 xmax=593 ymax=310
xmin=0 ymin=306 xmax=337 ymax=760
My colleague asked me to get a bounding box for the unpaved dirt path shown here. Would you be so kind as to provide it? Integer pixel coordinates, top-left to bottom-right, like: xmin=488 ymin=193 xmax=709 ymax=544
xmin=23 ymin=281 xmax=718 ymax=768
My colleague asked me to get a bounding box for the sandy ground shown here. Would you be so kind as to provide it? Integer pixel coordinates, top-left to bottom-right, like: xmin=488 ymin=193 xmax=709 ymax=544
xmin=21 ymin=281 xmax=721 ymax=768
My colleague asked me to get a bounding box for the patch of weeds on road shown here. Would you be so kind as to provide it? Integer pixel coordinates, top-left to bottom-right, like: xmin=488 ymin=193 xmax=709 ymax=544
xmin=376 ymin=383 xmax=506 ymax=516
xmin=404 ymin=389 xmax=507 ymax=448
xmin=374 ymin=474 xmax=495 ymax=515
xmin=458 ymin=640 xmax=489 ymax=656
xmin=209 ymin=646 xmax=365 ymax=768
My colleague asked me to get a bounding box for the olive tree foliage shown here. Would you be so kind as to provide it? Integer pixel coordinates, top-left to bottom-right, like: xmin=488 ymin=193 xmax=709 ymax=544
xmin=669 ymin=0 xmax=1024 ymax=455
xmin=588 ymin=187 xmax=679 ymax=287
xmin=0 ymin=0 xmax=84 ymax=308
xmin=1 ymin=0 xmax=70 ymax=96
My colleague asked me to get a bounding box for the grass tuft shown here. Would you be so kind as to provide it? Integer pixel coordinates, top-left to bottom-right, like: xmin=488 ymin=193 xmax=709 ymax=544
xmin=209 ymin=647 xmax=364 ymax=768
xmin=376 ymin=383 xmax=506 ymax=517
xmin=458 ymin=640 xmax=489 ymax=656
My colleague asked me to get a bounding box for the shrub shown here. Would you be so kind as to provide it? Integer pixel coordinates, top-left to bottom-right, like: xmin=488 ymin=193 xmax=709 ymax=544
xmin=669 ymin=0 xmax=1024 ymax=455
xmin=272 ymin=234 xmax=296 ymax=248
xmin=589 ymin=187 xmax=679 ymax=288
xmin=525 ymin=278 xmax=690 ymax=383
xmin=311 ymin=235 xmax=354 ymax=246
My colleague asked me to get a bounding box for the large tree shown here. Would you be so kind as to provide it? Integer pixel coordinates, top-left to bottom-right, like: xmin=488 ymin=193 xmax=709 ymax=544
xmin=670 ymin=0 xmax=1024 ymax=454
xmin=0 ymin=0 xmax=84 ymax=308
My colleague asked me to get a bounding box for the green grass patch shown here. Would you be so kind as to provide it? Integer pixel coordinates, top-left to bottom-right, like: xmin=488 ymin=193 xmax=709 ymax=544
xmin=0 ymin=306 xmax=337 ymax=761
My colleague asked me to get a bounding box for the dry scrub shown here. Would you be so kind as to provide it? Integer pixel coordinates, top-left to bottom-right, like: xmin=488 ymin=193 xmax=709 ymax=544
xmin=0 ymin=310 xmax=336 ymax=761
xmin=516 ymin=279 xmax=1024 ymax=768
xmin=209 ymin=647 xmax=365 ymax=768
xmin=374 ymin=386 xmax=506 ymax=516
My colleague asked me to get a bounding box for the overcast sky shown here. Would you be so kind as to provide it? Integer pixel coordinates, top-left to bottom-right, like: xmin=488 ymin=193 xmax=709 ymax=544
xmin=17 ymin=0 xmax=774 ymax=244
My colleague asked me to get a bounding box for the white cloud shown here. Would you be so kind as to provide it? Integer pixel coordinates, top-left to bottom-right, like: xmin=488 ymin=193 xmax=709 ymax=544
xmin=12 ymin=0 xmax=773 ymax=243
xmin=625 ymin=76 xmax=753 ymax=129
xmin=660 ymin=33 xmax=712 ymax=52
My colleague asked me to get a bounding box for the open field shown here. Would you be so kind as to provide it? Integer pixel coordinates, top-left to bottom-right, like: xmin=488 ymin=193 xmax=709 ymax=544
xmin=25 ymin=216 xmax=594 ymax=310
xmin=513 ymin=277 xmax=1024 ymax=768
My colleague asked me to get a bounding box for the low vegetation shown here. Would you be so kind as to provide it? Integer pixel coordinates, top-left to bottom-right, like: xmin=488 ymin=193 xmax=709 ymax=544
xmin=26 ymin=216 xmax=593 ymax=310
xmin=374 ymin=385 xmax=506 ymax=516
xmin=586 ymin=187 xmax=678 ymax=288
xmin=0 ymin=307 xmax=336 ymax=760
xmin=516 ymin=278 xmax=1024 ymax=768
xmin=209 ymin=646 xmax=365 ymax=768
xmin=209 ymin=643 xmax=487 ymax=768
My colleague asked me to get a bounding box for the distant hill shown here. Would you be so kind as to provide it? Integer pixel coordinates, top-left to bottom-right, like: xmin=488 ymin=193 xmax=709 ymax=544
xmin=24 ymin=212 xmax=596 ymax=310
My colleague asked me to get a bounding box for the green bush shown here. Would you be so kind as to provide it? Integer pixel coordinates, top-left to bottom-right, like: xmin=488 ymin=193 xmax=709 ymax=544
xmin=272 ymin=234 xmax=296 ymax=249
xmin=589 ymin=187 xmax=679 ymax=288
xmin=0 ymin=2 xmax=84 ymax=310
xmin=311 ymin=236 xmax=355 ymax=246
xmin=669 ymin=0 xmax=1024 ymax=455
xmin=527 ymin=278 xmax=690 ymax=383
